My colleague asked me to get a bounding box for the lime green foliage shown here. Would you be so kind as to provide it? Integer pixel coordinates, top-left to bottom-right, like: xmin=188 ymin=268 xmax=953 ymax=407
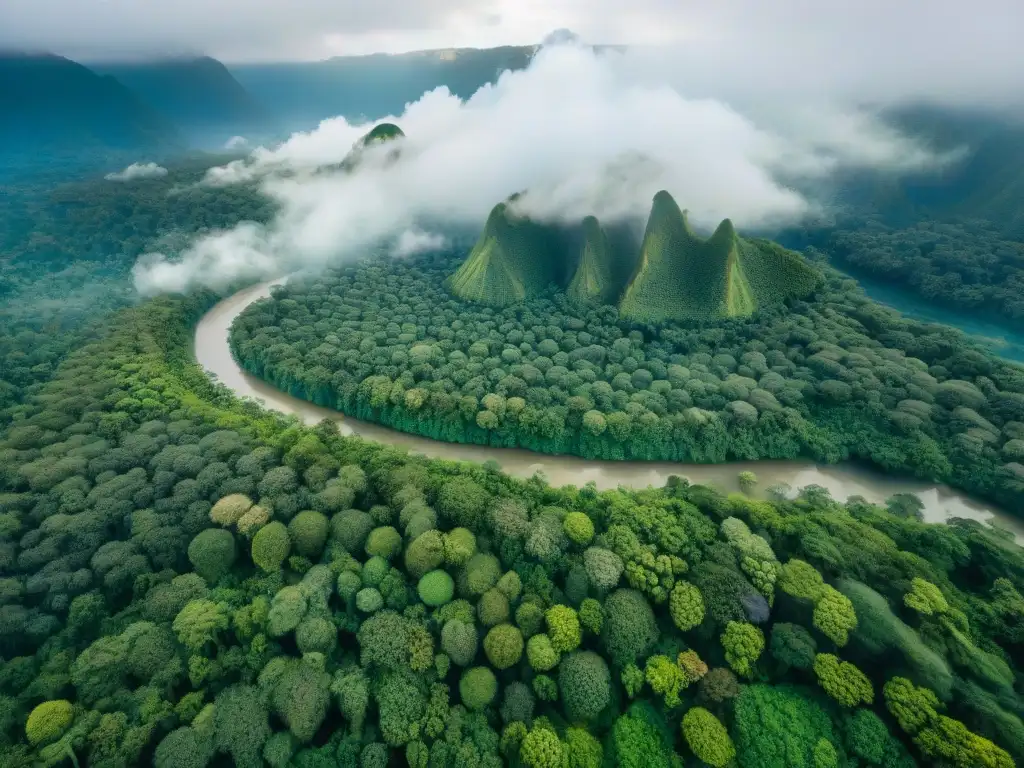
xmin=644 ymin=655 xmax=685 ymax=707
xmin=813 ymin=654 xmax=873 ymax=707
xmin=559 ymin=651 xmax=611 ymax=722
xmin=288 ymin=510 xmax=329 ymax=558
xmin=521 ymin=726 xmax=566 ymax=768
xmin=578 ymin=598 xmax=603 ymax=635
xmin=459 ymin=667 xmax=497 ymax=711
xmin=682 ymin=707 xmax=735 ymax=767
xmin=563 ymin=511 xmax=594 ymax=545
xmin=813 ymin=586 xmax=857 ymax=647
xmin=527 ymin=634 xmax=560 ymax=672
xmin=442 ymin=527 xmax=476 ymax=565
xmin=483 ymin=624 xmax=524 ymax=669
xmin=668 ymin=581 xmax=705 ymax=631
xmin=187 ymin=528 xmax=236 ymax=583
xmin=448 ymin=202 xmax=563 ymax=306
xmin=884 ymin=677 xmax=1014 ymax=768
xmin=567 ymin=216 xmax=618 ymax=304
xmin=174 ymin=599 xmax=229 ymax=653
xmin=237 ymin=504 xmax=270 ymax=537
xmin=8 ymin=245 xmax=1024 ymax=768
xmin=252 ymin=521 xmax=291 ymax=572
xmin=372 ymin=667 xmax=426 ymax=746
xmin=365 ymin=526 xmax=402 ymax=559
xmin=25 ymin=700 xmax=73 ymax=746
xmin=545 ymin=604 xmax=581 ymax=653
xmin=812 ymin=738 xmax=838 ymax=768
xmin=619 ymin=191 xmax=819 ymax=323
xmin=722 ymin=621 xmax=765 ymax=677
xmin=738 ymin=471 xmax=758 ymax=494
xmin=884 ymin=677 xmax=942 ymax=734
xmin=904 ymin=577 xmax=949 ymax=615
xmin=564 ymin=726 xmax=603 ymax=768
xmin=417 ymin=570 xmax=454 ymax=607
xmin=779 ymin=558 xmax=825 ymax=601
xmin=501 ymin=722 xmax=528 ymax=758
xmin=778 ymin=561 xmax=827 ymax=602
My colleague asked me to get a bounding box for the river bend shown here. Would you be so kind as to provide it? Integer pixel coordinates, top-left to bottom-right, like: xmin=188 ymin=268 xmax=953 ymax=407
xmin=194 ymin=278 xmax=1024 ymax=543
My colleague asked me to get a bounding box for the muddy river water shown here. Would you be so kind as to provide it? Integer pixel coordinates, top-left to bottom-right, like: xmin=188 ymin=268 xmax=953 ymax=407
xmin=194 ymin=279 xmax=1024 ymax=543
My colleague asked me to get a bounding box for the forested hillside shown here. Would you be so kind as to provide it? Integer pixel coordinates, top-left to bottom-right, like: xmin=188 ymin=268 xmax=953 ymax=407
xmin=783 ymin=217 xmax=1024 ymax=323
xmin=780 ymin=106 xmax=1024 ymax=327
xmin=1 ymin=280 xmax=1023 ymax=767
xmin=0 ymin=53 xmax=182 ymax=176
xmin=0 ymin=157 xmax=273 ymax=412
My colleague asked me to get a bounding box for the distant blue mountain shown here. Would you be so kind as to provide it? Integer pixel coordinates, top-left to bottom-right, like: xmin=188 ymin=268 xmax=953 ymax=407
xmin=93 ymin=56 xmax=279 ymax=148
xmin=0 ymin=52 xmax=182 ymax=175
xmin=231 ymin=45 xmax=539 ymax=131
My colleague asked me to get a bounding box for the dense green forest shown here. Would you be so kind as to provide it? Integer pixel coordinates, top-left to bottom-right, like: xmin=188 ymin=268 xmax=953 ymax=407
xmin=0 ymin=157 xmax=273 ymax=413
xmin=3 ymin=276 xmax=1024 ymax=767
xmin=2 ymin=138 xmax=1024 ymax=768
xmin=784 ymin=217 xmax=1024 ymax=322
xmin=229 ymin=247 xmax=1024 ymax=515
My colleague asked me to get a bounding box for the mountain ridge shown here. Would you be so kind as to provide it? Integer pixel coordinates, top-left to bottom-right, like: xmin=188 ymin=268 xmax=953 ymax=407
xmin=92 ymin=56 xmax=276 ymax=146
xmin=0 ymin=52 xmax=183 ymax=175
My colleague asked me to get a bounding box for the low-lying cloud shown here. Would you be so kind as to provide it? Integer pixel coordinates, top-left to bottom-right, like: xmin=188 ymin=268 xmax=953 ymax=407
xmin=105 ymin=162 xmax=169 ymax=182
xmin=224 ymin=136 xmax=249 ymax=151
xmin=133 ymin=42 xmax=948 ymax=295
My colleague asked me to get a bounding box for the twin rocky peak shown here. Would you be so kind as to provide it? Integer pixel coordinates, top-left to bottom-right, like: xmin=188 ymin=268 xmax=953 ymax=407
xmin=349 ymin=123 xmax=821 ymax=322
xmin=449 ymin=190 xmax=822 ymax=323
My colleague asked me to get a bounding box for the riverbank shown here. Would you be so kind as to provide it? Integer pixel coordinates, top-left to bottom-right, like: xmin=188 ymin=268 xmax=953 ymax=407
xmin=850 ymin=271 xmax=1024 ymax=364
xmin=194 ymin=278 xmax=1024 ymax=542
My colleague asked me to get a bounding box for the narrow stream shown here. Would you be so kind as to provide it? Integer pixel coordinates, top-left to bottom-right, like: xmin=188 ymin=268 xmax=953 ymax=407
xmin=194 ymin=278 xmax=1024 ymax=543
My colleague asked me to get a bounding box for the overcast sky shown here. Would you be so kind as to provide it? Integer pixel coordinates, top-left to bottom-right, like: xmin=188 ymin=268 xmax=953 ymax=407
xmin=2 ymin=0 xmax=1022 ymax=92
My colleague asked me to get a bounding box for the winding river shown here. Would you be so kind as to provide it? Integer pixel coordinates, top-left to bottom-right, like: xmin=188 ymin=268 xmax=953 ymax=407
xmin=194 ymin=279 xmax=1024 ymax=543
